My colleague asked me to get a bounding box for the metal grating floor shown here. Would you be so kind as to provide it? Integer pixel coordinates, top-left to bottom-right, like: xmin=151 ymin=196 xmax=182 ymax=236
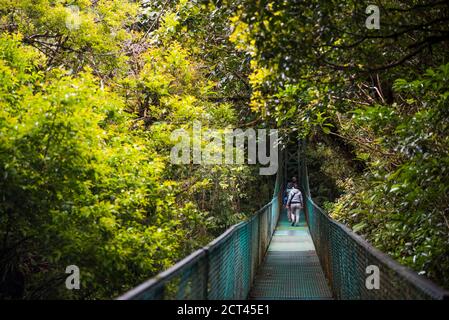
xmin=249 ymin=210 xmax=333 ymax=300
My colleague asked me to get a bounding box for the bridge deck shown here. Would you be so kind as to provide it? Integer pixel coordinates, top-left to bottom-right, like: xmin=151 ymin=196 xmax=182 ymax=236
xmin=249 ymin=210 xmax=333 ymax=300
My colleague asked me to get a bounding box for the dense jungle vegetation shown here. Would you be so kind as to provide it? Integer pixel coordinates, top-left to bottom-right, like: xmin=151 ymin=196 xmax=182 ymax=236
xmin=0 ymin=0 xmax=448 ymax=298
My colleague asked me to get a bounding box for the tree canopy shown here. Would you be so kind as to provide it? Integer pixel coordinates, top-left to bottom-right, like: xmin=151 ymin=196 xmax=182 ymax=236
xmin=1 ymin=0 xmax=448 ymax=298
xmin=229 ymin=0 xmax=449 ymax=288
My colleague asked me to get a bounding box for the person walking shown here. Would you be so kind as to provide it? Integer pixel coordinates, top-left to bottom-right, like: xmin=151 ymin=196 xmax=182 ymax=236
xmin=286 ymin=183 xmax=303 ymax=227
xmin=283 ymin=181 xmax=294 ymax=222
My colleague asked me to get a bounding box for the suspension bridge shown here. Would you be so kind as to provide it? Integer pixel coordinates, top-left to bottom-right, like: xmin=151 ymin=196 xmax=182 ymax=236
xmin=117 ymin=143 xmax=449 ymax=300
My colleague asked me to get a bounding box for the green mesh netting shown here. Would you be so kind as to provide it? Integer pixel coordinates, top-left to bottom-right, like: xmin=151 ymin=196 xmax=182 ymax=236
xmin=299 ymin=141 xmax=448 ymax=300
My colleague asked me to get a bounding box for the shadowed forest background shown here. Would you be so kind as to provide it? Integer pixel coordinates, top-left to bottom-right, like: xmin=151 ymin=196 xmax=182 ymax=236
xmin=0 ymin=0 xmax=448 ymax=299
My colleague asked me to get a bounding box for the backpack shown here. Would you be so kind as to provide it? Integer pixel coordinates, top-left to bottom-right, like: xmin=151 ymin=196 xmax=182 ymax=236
xmin=283 ymin=188 xmax=292 ymax=205
xmin=288 ymin=188 xmax=303 ymax=206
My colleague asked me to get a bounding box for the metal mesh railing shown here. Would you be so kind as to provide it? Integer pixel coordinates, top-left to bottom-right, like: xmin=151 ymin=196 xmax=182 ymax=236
xmin=117 ymin=182 xmax=282 ymax=300
xmin=299 ymin=143 xmax=449 ymax=300
xmin=118 ymin=143 xmax=449 ymax=300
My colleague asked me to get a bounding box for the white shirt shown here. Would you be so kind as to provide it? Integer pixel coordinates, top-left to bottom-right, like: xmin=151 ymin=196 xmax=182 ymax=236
xmin=287 ymin=187 xmax=303 ymax=205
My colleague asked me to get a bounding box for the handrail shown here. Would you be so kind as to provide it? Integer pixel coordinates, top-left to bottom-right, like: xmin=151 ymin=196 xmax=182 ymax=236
xmin=117 ymin=192 xmax=282 ymax=300
xmin=306 ymin=197 xmax=449 ymax=300
xmin=117 ymin=142 xmax=449 ymax=300
xmin=117 ymin=248 xmax=207 ymax=300
xmin=299 ymin=141 xmax=449 ymax=300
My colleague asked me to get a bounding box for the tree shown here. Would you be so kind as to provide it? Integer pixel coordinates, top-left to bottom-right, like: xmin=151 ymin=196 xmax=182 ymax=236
xmin=229 ymin=0 xmax=449 ymax=288
xmin=0 ymin=0 xmax=265 ymax=299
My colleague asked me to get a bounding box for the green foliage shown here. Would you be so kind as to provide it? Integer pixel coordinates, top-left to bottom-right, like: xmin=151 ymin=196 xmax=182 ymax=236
xmin=229 ymin=0 xmax=449 ymax=288
xmin=0 ymin=33 xmax=203 ymax=299
xmin=0 ymin=0 xmax=138 ymax=77
xmin=0 ymin=1 xmax=266 ymax=299
xmin=335 ymin=65 xmax=449 ymax=284
xmin=4 ymin=0 xmax=447 ymax=298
